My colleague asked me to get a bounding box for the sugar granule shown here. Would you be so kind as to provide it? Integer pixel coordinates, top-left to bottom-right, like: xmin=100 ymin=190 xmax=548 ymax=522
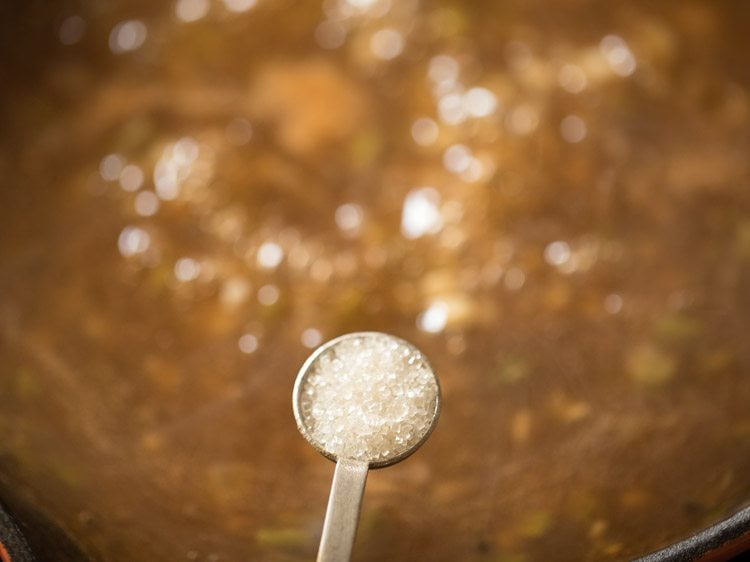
xmin=298 ymin=333 xmax=439 ymax=463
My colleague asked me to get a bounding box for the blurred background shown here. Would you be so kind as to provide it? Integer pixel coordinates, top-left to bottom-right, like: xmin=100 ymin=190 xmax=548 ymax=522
xmin=0 ymin=0 xmax=749 ymax=560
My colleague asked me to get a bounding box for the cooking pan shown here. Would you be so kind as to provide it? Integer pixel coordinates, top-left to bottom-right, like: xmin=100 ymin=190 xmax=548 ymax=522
xmin=1 ymin=1 xmax=748 ymax=561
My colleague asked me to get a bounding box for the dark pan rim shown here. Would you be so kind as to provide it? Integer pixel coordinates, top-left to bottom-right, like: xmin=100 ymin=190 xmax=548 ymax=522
xmin=0 ymin=499 xmax=35 ymax=562
xmin=636 ymin=505 xmax=750 ymax=562
xmin=2 ymin=490 xmax=749 ymax=561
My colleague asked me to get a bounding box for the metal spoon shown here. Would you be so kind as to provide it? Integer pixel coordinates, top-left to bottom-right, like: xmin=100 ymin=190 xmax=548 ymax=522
xmin=292 ymin=332 xmax=441 ymax=562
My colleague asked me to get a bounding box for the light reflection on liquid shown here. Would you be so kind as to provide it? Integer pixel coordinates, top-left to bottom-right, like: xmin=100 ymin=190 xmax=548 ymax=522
xmin=334 ymin=203 xmax=363 ymax=236
xmin=134 ymin=191 xmax=160 ymax=217
xmin=544 ymin=241 xmax=572 ymax=268
xmin=464 ymin=87 xmax=499 ymax=118
xmin=118 ymin=164 xmax=144 ymax=192
xmin=442 ymin=144 xmax=472 ymax=175
xmin=175 ymin=0 xmax=210 ymax=23
xmin=370 ymin=27 xmax=404 ymax=60
xmin=410 ymin=117 xmax=439 ymax=146
xmin=504 ymin=267 xmax=527 ymax=291
xmin=417 ymin=300 xmax=449 ymax=334
xmin=256 ymin=242 xmax=284 ymax=270
xmin=59 ymin=15 xmax=86 ymax=46
xmin=300 ymin=328 xmax=323 ymax=349
xmin=257 ymin=284 xmax=280 ymax=306
xmin=109 ymin=20 xmax=147 ymax=54
xmin=99 ymin=154 xmax=125 ymax=182
xmin=315 ymin=20 xmax=347 ymax=50
xmin=237 ymin=333 xmax=259 ymax=354
xmin=506 ymin=104 xmax=540 ymax=135
xmin=558 ymin=63 xmax=588 ymax=94
xmin=174 ymin=257 xmax=201 ymax=282
xmin=560 ymin=115 xmax=587 ymax=144
xmin=225 ymin=118 xmax=253 ymax=146
xmin=117 ymin=226 xmax=150 ymax=257
xmin=401 ymin=187 xmax=443 ymax=239
xmin=604 ymin=293 xmax=624 ymax=315
xmin=222 ymin=0 xmax=258 ymax=14
xmin=600 ymin=34 xmax=637 ymax=77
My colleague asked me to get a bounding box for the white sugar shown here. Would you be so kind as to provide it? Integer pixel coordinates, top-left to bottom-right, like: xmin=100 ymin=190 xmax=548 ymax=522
xmin=298 ymin=333 xmax=439 ymax=463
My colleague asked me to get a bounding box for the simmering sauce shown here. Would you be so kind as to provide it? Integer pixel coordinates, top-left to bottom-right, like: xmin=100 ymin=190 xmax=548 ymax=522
xmin=0 ymin=1 xmax=749 ymax=560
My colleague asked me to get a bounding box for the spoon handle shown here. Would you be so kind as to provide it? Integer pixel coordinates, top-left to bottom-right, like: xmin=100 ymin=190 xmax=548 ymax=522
xmin=317 ymin=458 xmax=369 ymax=562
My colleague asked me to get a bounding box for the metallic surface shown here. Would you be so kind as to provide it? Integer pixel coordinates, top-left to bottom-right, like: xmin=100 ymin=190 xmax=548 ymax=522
xmin=0 ymin=502 xmax=34 ymax=562
xmin=638 ymin=505 xmax=750 ymax=562
xmin=317 ymin=459 xmax=369 ymax=562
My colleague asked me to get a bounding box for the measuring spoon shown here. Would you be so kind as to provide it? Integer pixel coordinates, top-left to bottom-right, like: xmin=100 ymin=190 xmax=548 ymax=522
xmin=292 ymin=332 xmax=441 ymax=562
